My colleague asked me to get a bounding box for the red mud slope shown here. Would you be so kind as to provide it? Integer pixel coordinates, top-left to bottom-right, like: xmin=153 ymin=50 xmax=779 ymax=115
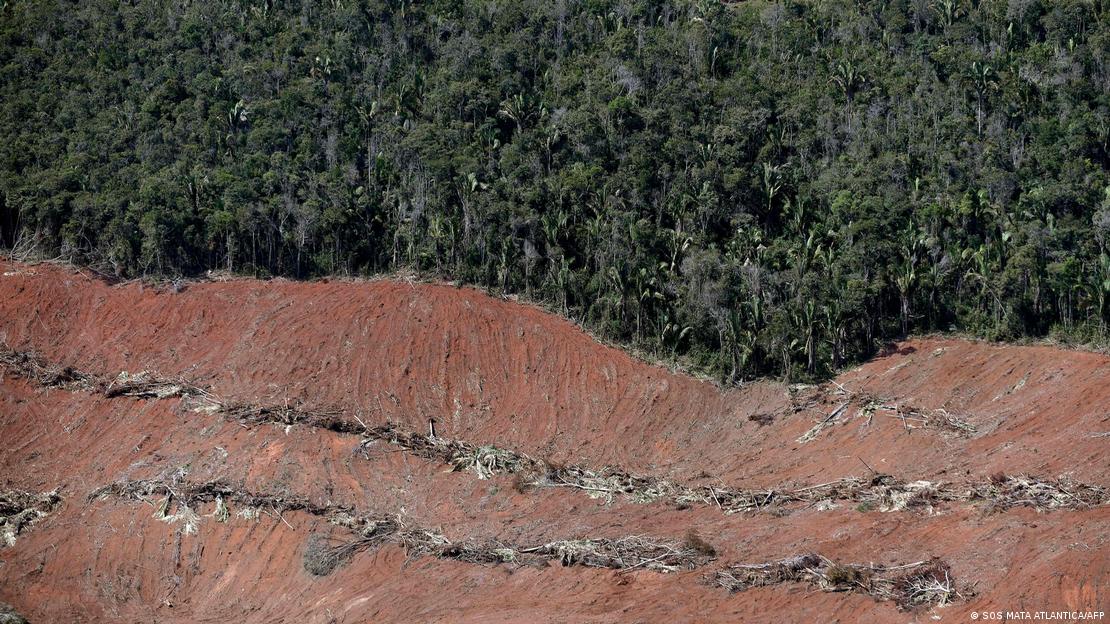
xmin=0 ymin=261 xmax=1107 ymax=623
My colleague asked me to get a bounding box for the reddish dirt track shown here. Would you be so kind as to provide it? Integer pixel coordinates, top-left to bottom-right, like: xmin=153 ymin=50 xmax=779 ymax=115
xmin=0 ymin=261 xmax=1107 ymax=623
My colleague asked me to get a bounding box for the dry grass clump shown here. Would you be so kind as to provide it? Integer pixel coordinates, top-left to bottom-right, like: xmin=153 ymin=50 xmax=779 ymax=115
xmin=713 ymin=555 xmax=963 ymax=610
xmin=1 ymin=489 xmax=62 ymax=547
xmin=302 ymin=533 xmax=350 ymax=576
xmin=748 ymin=413 xmax=775 ymax=426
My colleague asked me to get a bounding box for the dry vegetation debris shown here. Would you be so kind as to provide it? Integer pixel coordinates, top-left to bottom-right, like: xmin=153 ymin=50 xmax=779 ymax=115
xmin=0 ymin=602 xmax=31 ymax=624
xmin=792 ymin=382 xmax=977 ymax=443
xmin=1 ymin=489 xmax=61 ymax=547
xmin=1 ymin=345 xmax=205 ymax=400
xmin=713 ymin=554 xmax=966 ymax=610
xmin=969 ymin=474 xmax=1107 ymax=511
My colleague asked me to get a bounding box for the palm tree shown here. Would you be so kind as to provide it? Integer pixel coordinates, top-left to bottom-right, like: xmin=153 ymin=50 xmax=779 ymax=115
xmin=830 ymin=61 xmax=862 ymax=131
xmin=1093 ymin=253 xmax=1110 ymax=330
xmin=895 ymin=228 xmax=925 ymax=335
xmin=761 ymin=162 xmax=782 ymax=220
xmin=795 ymin=299 xmax=821 ymax=374
xmin=824 ymin=297 xmax=849 ymax=369
xmin=970 ymin=61 xmax=996 ymax=136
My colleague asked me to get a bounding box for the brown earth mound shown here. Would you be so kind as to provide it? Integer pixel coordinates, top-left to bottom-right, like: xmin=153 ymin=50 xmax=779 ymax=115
xmin=0 ymin=261 xmax=1106 ymax=622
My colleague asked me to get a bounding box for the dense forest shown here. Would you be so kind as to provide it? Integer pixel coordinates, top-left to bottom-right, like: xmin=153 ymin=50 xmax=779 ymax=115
xmin=1 ymin=0 xmax=1108 ymax=381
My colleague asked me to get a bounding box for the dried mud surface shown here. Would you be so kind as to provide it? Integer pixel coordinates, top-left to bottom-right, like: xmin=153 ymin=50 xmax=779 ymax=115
xmin=0 ymin=262 xmax=1106 ymax=623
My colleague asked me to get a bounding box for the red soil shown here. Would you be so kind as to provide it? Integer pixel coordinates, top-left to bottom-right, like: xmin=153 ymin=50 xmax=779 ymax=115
xmin=0 ymin=261 xmax=1107 ymax=622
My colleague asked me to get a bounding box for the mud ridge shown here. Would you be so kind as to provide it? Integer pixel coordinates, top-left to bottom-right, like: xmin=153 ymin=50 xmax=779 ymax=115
xmin=90 ymin=477 xmax=961 ymax=610
xmin=7 ymin=348 xmax=1105 ymax=515
xmin=91 ymin=478 xmax=715 ymax=576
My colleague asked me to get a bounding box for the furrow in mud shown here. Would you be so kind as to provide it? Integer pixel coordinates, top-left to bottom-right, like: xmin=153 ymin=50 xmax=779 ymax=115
xmin=90 ymin=477 xmax=962 ymax=610
xmin=4 ymin=347 xmax=1106 ymax=516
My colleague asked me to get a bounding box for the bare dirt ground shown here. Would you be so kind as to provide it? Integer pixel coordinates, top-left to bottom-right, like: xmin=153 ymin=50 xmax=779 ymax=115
xmin=0 ymin=261 xmax=1106 ymax=623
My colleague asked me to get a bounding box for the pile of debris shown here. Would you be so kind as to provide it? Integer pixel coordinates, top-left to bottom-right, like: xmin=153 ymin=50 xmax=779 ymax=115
xmin=793 ymin=383 xmax=977 ymax=443
xmin=541 ymin=464 xmax=677 ymax=504
xmin=305 ymin=529 xmax=714 ymax=577
xmin=969 ymin=474 xmax=1106 ymax=511
xmin=0 ymin=348 xmax=96 ymax=391
xmin=0 ymin=601 xmax=31 ymax=624
xmin=358 ymin=424 xmax=544 ymax=480
xmin=103 ymin=370 xmax=198 ymax=400
xmin=216 ymin=401 xmax=355 ymax=433
xmin=89 ymin=478 xmax=338 ymax=516
xmin=526 ymin=535 xmax=713 ymax=573
xmin=713 ymin=554 xmax=964 ymax=610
